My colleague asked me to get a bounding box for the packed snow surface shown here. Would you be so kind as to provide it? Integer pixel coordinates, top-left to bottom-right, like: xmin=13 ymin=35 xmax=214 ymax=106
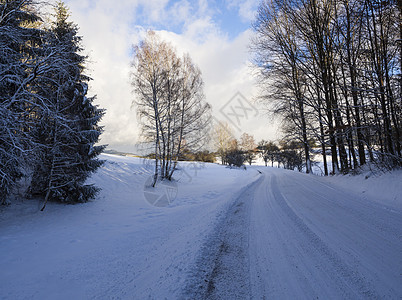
xmin=0 ymin=154 xmax=401 ymax=299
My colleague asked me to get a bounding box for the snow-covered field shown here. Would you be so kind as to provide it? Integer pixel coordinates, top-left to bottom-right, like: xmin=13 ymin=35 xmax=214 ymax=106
xmin=0 ymin=154 xmax=401 ymax=299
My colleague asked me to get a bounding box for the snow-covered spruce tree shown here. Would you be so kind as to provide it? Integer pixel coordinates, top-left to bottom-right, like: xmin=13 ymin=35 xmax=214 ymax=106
xmin=0 ymin=0 xmax=44 ymax=205
xmin=28 ymin=1 xmax=105 ymax=210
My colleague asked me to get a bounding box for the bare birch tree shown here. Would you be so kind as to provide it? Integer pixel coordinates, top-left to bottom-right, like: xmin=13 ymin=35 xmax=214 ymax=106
xmin=131 ymin=31 xmax=211 ymax=184
xmin=211 ymin=121 xmax=234 ymax=165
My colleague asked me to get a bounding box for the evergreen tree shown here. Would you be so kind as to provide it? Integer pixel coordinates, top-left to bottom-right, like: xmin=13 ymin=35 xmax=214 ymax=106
xmin=0 ymin=0 xmax=43 ymax=204
xmin=29 ymin=1 xmax=105 ymax=210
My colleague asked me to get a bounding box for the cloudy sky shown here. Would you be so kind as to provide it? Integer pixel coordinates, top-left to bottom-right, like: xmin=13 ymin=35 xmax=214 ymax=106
xmin=60 ymin=0 xmax=279 ymax=152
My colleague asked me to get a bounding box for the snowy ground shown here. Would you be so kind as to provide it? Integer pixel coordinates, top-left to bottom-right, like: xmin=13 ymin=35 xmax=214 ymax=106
xmin=0 ymin=154 xmax=401 ymax=299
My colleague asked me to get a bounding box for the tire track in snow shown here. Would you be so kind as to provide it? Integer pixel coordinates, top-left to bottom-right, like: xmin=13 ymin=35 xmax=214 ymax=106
xmin=281 ymin=172 xmax=402 ymax=235
xmin=274 ymin=171 xmax=402 ymax=297
xmin=183 ymin=167 xmax=396 ymax=299
xmin=268 ymin=173 xmax=381 ymax=299
xmin=182 ymin=174 xmax=263 ymax=299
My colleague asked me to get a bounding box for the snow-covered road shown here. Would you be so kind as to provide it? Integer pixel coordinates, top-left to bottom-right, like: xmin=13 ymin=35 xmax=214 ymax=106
xmin=192 ymin=167 xmax=402 ymax=299
xmin=250 ymin=167 xmax=401 ymax=299
xmin=1 ymin=155 xmax=401 ymax=299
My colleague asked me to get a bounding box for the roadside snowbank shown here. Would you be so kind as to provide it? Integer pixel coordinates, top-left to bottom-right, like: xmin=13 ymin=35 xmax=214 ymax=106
xmin=324 ymin=168 xmax=402 ymax=211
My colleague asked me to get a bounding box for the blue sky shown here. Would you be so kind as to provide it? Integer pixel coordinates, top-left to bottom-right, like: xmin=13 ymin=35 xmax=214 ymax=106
xmin=60 ymin=0 xmax=277 ymax=152
xmin=133 ymin=0 xmax=255 ymax=39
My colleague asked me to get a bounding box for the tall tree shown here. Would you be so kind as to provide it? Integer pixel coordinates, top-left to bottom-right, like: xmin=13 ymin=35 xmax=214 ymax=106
xmin=252 ymin=0 xmax=401 ymax=174
xmin=211 ymin=121 xmax=234 ymax=165
xmin=252 ymin=0 xmax=313 ymax=173
xmin=28 ymin=1 xmax=105 ymax=210
xmin=240 ymin=132 xmax=257 ymax=165
xmin=0 ymin=0 xmax=43 ymax=204
xmin=132 ymin=31 xmax=210 ymax=185
xmin=364 ymin=0 xmax=400 ymax=160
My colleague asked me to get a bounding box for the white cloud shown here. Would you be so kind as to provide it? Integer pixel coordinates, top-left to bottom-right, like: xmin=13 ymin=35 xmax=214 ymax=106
xmin=225 ymin=0 xmax=259 ymax=22
xmin=198 ymin=0 xmax=209 ymax=15
xmin=60 ymin=0 xmax=276 ymax=152
xmin=157 ymin=27 xmax=277 ymax=141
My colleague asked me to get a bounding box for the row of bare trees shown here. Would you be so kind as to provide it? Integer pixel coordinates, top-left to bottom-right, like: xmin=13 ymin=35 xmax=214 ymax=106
xmin=211 ymin=121 xmax=306 ymax=170
xmin=131 ymin=31 xmax=211 ymax=185
xmin=211 ymin=123 xmax=259 ymax=167
xmin=252 ymin=0 xmax=401 ymax=174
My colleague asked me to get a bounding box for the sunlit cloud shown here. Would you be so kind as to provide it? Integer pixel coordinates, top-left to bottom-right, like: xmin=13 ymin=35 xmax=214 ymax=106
xmin=59 ymin=0 xmax=275 ymax=153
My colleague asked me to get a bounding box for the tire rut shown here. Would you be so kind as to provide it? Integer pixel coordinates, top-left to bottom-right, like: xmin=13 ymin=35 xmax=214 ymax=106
xmin=181 ymin=175 xmax=263 ymax=300
xmin=269 ymin=174 xmax=381 ymax=299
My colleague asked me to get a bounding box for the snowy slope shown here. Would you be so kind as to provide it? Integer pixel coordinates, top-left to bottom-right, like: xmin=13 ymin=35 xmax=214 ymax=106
xmin=325 ymin=168 xmax=402 ymax=211
xmin=0 ymin=154 xmax=258 ymax=299
xmin=0 ymin=154 xmax=401 ymax=299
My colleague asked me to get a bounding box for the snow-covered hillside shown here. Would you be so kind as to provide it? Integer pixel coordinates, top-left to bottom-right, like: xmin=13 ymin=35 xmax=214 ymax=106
xmin=0 ymin=154 xmax=401 ymax=299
